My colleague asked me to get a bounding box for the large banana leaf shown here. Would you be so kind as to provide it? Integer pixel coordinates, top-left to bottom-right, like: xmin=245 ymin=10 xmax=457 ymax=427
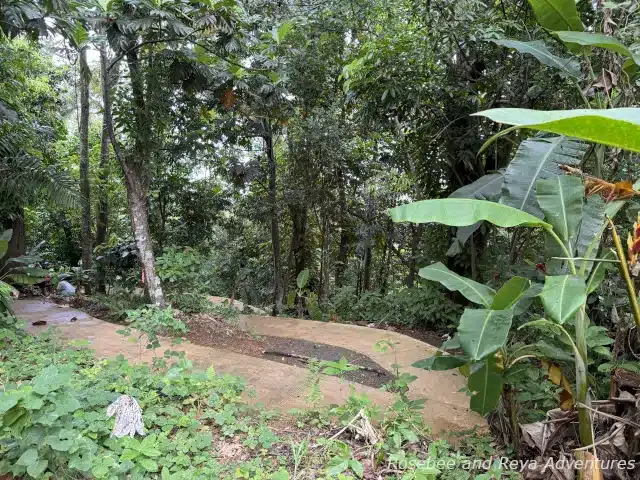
xmin=527 ymin=0 xmax=583 ymax=32
xmin=4 ymin=267 xmax=50 ymax=285
xmin=468 ymin=356 xmax=503 ymax=416
xmin=458 ymin=308 xmax=514 ymax=361
xmin=447 ymin=173 xmax=504 ymax=256
xmin=413 ymin=354 xmax=470 ymax=371
xmin=491 ymin=277 xmax=531 ymax=310
xmin=473 ymin=108 xmax=640 ymax=152
xmin=389 ymin=199 xmax=550 ymax=229
xmin=539 ymin=275 xmax=587 ymax=324
xmin=536 ymin=176 xmax=583 ymax=243
xmin=500 ymin=136 xmax=586 ymax=218
xmin=450 ymin=173 xmax=504 ymax=200
xmin=574 ymin=196 xmax=605 ymax=273
xmin=491 ymin=39 xmax=581 ymax=78
xmin=419 ymin=262 xmax=496 ymax=307
xmin=585 ymin=249 xmax=616 ymax=294
xmin=554 ymin=32 xmax=640 ymax=66
xmin=446 ymin=224 xmax=480 ymax=256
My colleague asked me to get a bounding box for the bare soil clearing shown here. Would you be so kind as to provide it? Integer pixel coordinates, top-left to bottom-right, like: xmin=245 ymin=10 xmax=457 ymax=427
xmin=13 ymin=297 xmax=484 ymax=433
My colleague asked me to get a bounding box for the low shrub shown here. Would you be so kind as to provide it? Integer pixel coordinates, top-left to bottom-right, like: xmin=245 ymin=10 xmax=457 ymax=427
xmin=329 ymin=284 xmax=463 ymax=329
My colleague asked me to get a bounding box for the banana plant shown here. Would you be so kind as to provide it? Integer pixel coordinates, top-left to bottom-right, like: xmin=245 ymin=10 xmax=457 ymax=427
xmin=389 ymin=169 xmax=631 ymax=450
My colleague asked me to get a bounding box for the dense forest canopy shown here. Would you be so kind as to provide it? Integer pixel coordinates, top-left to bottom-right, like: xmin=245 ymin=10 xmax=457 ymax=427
xmin=4 ymin=0 xmax=634 ymax=308
xmin=2 ymin=0 xmax=640 ymax=476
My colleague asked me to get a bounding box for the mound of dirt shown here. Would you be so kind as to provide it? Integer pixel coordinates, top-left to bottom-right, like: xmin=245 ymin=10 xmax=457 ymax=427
xmin=183 ymin=312 xmax=394 ymax=388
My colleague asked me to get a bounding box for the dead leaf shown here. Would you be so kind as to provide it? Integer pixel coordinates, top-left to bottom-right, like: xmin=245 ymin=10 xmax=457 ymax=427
xmin=541 ymin=360 xmax=574 ymax=410
xmin=582 ymin=451 xmax=603 ymax=480
xmin=594 ymin=69 xmax=618 ymax=92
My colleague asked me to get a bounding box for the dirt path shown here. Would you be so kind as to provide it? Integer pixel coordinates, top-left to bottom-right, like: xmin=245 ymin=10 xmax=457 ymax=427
xmin=12 ymin=298 xmax=483 ymax=433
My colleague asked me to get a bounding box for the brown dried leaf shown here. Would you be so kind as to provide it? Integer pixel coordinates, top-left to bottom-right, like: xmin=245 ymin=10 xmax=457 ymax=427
xmin=594 ymin=70 xmax=618 ymax=92
xmin=582 ymin=451 xmax=603 ymax=480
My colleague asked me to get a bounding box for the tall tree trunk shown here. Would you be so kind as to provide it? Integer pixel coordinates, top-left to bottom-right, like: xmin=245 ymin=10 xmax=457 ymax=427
xmin=264 ymin=120 xmax=283 ymax=315
xmin=118 ymin=50 xmax=165 ymax=306
xmin=79 ymin=46 xmax=92 ymax=295
xmin=0 ymin=212 xmax=25 ymax=271
xmin=121 ymin=162 xmax=164 ymax=305
xmin=362 ymin=244 xmax=372 ymax=291
xmin=289 ymin=204 xmax=308 ymax=278
xmin=95 ymin=47 xmax=111 ymax=294
xmin=95 ymin=47 xmax=110 ymax=248
xmin=319 ymin=210 xmax=331 ymax=301
xmin=335 ymin=168 xmax=349 ymax=288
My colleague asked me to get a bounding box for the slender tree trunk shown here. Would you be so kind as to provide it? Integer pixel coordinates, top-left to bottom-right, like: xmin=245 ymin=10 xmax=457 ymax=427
xmin=264 ymin=120 xmax=283 ymax=315
xmin=79 ymin=46 xmax=92 ymax=295
xmin=335 ymin=168 xmax=349 ymax=288
xmin=289 ymin=204 xmax=308 ymax=278
xmin=117 ymin=49 xmax=165 ymax=306
xmin=1 ymin=212 xmax=25 ymax=271
xmin=319 ymin=210 xmax=331 ymax=301
xmin=95 ymin=48 xmax=111 ymax=294
xmin=122 ymin=161 xmax=164 ymax=305
xmin=96 ymin=48 xmax=110 ymax=248
xmin=362 ymin=244 xmax=372 ymax=291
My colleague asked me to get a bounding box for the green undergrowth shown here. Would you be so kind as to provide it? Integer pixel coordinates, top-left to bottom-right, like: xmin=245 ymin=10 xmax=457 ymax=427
xmin=1 ymin=330 xmax=517 ymax=479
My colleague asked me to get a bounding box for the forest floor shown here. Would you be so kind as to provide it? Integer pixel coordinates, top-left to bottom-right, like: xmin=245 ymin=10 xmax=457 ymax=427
xmin=13 ymin=297 xmax=483 ymax=433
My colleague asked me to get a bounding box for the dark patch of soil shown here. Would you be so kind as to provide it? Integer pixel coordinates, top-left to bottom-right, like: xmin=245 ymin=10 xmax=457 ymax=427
xmin=184 ymin=313 xmax=393 ymax=388
xmin=261 ymin=336 xmax=394 ymax=387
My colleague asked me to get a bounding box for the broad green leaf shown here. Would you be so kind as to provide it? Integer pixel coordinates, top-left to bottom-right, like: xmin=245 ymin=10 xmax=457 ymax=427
xmin=348 ymin=459 xmax=364 ymax=477
xmin=450 ymin=173 xmax=504 ymax=200
xmin=296 ymin=268 xmax=309 ymax=290
xmin=120 ymin=448 xmax=139 ymax=461
xmin=447 ymin=173 xmax=504 ymax=256
xmin=585 ymin=249 xmax=616 ymax=294
xmin=534 ymin=340 xmax=575 ymax=363
xmin=491 ymin=277 xmax=531 ymax=310
xmin=500 ymin=136 xmax=586 ymax=218
xmin=16 ymin=448 xmax=39 ymax=467
xmin=554 ymin=32 xmax=640 ymax=66
xmin=491 ymin=39 xmax=581 ymax=77
xmin=138 ymin=457 xmax=159 ymax=472
xmin=458 ymin=308 xmax=513 ymax=361
xmin=419 ymin=262 xmax=495 ymax=306
xmin=536 ymin=176 xmax=583 ymax=242
xmin=539 ymin=275 xmax=586 ymax=324
xmin=412 ymin=354 xmax=470 ymax=371
xmin=514 ymin=283 xmax=543 ymax=315
xmin=45 ymin=435 xmax=73 ymax=452
xmin=575 ymin=196 xmax=605 ymax=274
xmin=468 ymin=356 xmax=503 ymax=416
xmin=389 ymin=199 xmax=550 ymax=229
xmin=9 ymin=255 xmax=43 ymax=264
xmin=27 ymin=459 xmax=48 ymax=478
xmin=473 ymin=108 xmax=640 ymax=152
xmin=0 ymin=229 xmax=12 ymax=260
xmin=446 ymin=223 xmax=481 ymax=256
xmin=273 ymin=21 xmax=293 ymax=44
xmin=527 ymin=0 xmax=583 ymax=32
xmin=4 ymin=267 xmax=50 ymax=285
xmin=0 ymin=392 xmax=19 ymax=414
